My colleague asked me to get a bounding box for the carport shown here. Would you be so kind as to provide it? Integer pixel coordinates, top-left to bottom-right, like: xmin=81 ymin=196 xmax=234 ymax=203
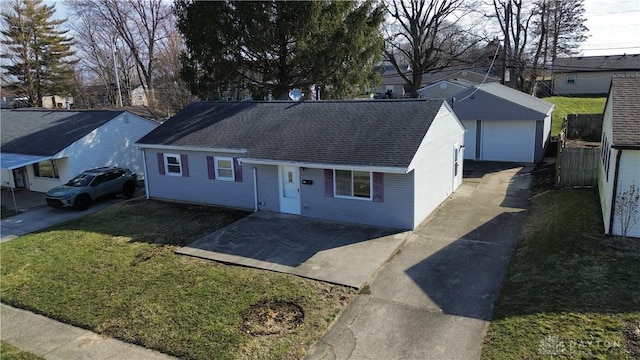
xmin=0 ymin=153 xmax=51 ymax=212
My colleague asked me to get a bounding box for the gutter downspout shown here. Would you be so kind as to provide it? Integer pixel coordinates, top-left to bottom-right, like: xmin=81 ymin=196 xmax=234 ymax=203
xmin=253 ymin=167 xmax=258 ymax=212
xmin=141 ymin=148 xmax=150 ymax=199
xmin=608 ymin=149 xmax=622 ymax=235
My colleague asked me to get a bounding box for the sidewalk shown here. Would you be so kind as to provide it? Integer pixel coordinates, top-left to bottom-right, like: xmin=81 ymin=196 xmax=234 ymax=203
xmin=1 ymin=303 xmax=175 ymax=360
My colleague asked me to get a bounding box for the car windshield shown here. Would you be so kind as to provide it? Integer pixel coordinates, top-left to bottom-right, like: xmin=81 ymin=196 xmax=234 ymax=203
xmin=66 ymin=174 xmax=95 ymax=187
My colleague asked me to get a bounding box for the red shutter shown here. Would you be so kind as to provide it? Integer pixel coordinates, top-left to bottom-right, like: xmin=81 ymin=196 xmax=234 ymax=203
xmin=181 ymin=154 xmax=189 ymax=177
xmin=373 ymin=172 xmax=384 ymax=202
xmin=206 ymin=156 xmax=215 ymax=179
xmin=234 ymin=158 xmax=243 ymax=182
xmin=324 ymin=169 xmax=334 ymax=197
xmin=157 ymin=152 xmax=165 ymax=175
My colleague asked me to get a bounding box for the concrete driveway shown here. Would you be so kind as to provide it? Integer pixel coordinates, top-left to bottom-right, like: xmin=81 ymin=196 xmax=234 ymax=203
xmin=1 ymin=190 xmax=133 ymax=242
xmin=177 ymin=212 xmax=410 ymax=289
xmin=307 ymin=161 xmax=534 ymax=359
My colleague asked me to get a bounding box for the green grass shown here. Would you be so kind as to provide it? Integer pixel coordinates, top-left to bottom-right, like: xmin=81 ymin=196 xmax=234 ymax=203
xmin=0 ymin=342 xmax=44 ymax=360
xmin=482 ymin=189 xmax=640 ymax=359
xmin=0 ymin=199 xmax=356 ymax=360
xmin=544 ymin=96 xmax=607 ymax=136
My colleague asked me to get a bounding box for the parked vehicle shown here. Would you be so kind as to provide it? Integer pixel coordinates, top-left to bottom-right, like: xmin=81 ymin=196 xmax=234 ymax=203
xmin=46 ymin=167 xmax=137 ymax=210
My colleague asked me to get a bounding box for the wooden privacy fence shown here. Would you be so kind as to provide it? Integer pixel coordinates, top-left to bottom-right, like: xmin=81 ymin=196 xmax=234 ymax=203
xmin=565 ymin=113 xmax=603 ymax=141
xmin=555 ymin=130 xmax=600 ymax=188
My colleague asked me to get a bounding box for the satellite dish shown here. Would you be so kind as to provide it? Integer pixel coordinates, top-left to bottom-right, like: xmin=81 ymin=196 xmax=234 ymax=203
xmin=288 ymin=88 xmax=303 ymax=101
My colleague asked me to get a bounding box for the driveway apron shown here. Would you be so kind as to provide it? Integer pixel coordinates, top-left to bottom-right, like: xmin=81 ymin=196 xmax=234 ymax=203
xmin=307 ymin=162 xmax=534 ymax=360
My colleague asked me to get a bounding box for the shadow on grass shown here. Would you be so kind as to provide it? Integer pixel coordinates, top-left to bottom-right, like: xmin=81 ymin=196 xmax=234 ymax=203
xmin=490 ymin=189 xmax=640 ymax=319
xmin=37 ymin=198 xmax=251 ymax=247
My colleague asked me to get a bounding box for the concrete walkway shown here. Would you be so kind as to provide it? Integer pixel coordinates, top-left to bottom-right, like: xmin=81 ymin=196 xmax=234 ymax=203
xmin=177 ymin=212 xmax=409 ymax=289
xmin=1 ymin=303 xmax=175 ymax=359
xmin=307 ymin=162 xmax=534 ymax=359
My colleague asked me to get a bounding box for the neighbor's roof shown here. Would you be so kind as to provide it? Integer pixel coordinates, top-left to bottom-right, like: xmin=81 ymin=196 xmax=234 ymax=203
xmin=475 ymin=82 xmax=554 ymax=115
xmin=554 ymin=54 xmax=640 ymax=73
xmin=419 ymin=80 xmax=554 ymax=120
xmin=1 ymin=109 xmax=125 ymax=156
xmin=137 ymin=100 xmax=449 ymax=168
xmin=609 ymin=76 xmax=640 ymax=148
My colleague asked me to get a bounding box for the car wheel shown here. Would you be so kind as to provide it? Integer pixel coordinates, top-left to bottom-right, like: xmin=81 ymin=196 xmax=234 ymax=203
xmin=122 ymin=182 xmax=136 ymax=199
xmin=74 ymin=194 xmax=91 ymax=211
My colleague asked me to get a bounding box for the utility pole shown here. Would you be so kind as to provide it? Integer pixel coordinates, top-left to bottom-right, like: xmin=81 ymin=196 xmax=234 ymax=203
xmin=111 ymin=35 xmax=123 ymax=107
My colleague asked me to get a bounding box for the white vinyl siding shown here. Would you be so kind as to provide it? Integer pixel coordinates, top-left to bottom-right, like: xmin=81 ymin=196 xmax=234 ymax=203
xmin=462 ymin=120 xmax=477 ymax=160
xmin=610 ymin=151 xmax=640 ymax=238
xmin=11 ymin=112 xmax=156 ymax=193
xmin=409 ymin=104 xmax=465 ymax=227
xmin=57 ymin=112 xmax=158 ymax=179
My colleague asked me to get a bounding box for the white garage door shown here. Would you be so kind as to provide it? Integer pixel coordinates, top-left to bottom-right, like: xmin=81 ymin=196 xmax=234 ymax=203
xmin=481 ymin=120 xmax=535 ymax=162
xmin=462 ymin=120 xmax=476 ymax=160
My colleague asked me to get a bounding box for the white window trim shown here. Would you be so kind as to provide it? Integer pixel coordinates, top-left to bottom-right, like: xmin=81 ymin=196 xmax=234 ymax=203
xmin=334 ymin=170 xmax=372 ymax=201
xmin=164 ymin=153 xmax=182 ymax=176
xmin=566 ymin=74 xmax=577 ymax=84
xmin=214 ymin=156 xmax=235 ymax=181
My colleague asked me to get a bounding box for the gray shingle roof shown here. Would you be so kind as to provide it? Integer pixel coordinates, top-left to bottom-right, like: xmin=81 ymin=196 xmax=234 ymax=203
xmin=137 ymin=100 xmax=447 ymax=168
xmin=419 ymin=80 xmax=554 ymax=120
xmin=1 ymin=110 xmax=124 ymax=156
xmin=555 ymin=54 xmax=640 ymax=73
xmin=609 ymin=76 xmax=640 ymax=148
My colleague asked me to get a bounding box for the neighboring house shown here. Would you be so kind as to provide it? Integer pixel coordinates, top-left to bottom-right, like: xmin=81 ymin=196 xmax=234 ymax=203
xmin=131 ymin=85 xmax=148 ymax=106
xmin=420 ymin=67 xmax=500 ymax=86
xmin=372 ymin=62 xmax=413 ymax=98
xmin=598 ymin=76 xmax=640 ymax=238
xmin=553 ymin=54 xmax=640 ymax=96
xmin=0 ymin=109 xmax=158 ymax=193
xmin=136 ymin=100 xmax=465 ymax=230
xmin=373 ymin=63 xmax=499 ymax=99
xmin=418 ymin=80 xmax=555 ymax=163
xmin=41 ymin=95 xmax=73 ymax=109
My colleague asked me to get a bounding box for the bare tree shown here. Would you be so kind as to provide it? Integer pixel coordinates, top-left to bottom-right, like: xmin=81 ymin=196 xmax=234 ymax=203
xmin=492 ymin=0 xmax=538 ymax=91
xmin=66 ymin=0 xmax=172 ymax=109
xmin=615 ymin=182 xmax=640 ymax=240
xmin=66 ymin=2 xmax=136 ymax=107
xmin=384 ymin=0 xmax=481 ymax=98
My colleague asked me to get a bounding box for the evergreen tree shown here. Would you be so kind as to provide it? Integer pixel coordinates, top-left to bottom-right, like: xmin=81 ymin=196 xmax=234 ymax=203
xmin=175 ymin=0 xmax=385 ymax=100
xmin=1 ymin=0 xmax=76 ymax=107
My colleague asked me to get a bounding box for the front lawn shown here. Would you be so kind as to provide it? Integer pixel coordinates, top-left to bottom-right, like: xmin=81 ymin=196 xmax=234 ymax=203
xmin=544 ymin=96 xmax=606 ymax=136
xmin=0 ymin=199 xmax=356 ymax=360
xmin=0 ymin=342 xmax=44 ymax=360
xmin=482 ymin=189 xmax=640 ymax=359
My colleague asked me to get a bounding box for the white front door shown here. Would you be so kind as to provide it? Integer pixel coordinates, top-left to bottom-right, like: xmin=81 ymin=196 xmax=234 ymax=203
xmin=279 ymin=165 xmax=301 ymax=214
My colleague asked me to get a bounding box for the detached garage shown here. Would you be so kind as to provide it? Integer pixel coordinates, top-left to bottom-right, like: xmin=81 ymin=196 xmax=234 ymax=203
xmin=419 ymin=81 xmax=554 ymax=163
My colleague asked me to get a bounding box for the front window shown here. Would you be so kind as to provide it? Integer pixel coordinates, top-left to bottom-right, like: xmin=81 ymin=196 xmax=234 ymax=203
xmin=215 ymin=157 xmax=234 ymax=181
xmin=566 ymin=74 xmax=576 ymax=84
xmin=335 ymin=170 xmax=371 ymax=199
xmin=33 ymin=160 xmax=59 ymax=179
xmin=164 ymin=153 xmax=182 ymax=176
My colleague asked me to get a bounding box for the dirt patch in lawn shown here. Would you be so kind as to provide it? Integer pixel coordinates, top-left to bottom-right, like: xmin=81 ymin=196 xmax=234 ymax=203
xmin=623 ymin=323 xmax=640 ymax=358
xmin=243 ymin=299 xmax=304 ymax=336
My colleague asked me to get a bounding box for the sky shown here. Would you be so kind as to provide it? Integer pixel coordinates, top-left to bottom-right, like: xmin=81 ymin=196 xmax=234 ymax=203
xmin=47 ymin=0 xmax=640 ymax=57
xmin=581 ymin=0 xmax=640 ymax=56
